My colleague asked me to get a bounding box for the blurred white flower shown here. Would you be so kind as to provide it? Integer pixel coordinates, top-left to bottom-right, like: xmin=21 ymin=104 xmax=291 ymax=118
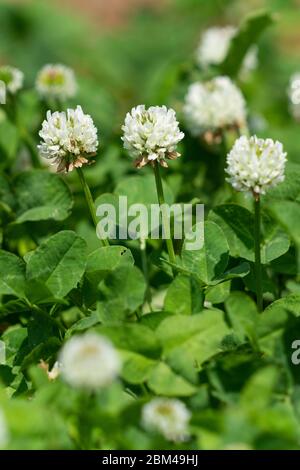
xmin=142 ymin=398 xmax=191 ymax=442
xmin=0 ymin=65 xmax=24 ymax=94
xmin=183 ymin=76 xmax=247 ymax=137
xmin=59 ymin=333 xmax=121 ymax=390
xmin=196 ymin=26 xmax=258 ymax=76
xmin=197 ymin=26 xmax=235 ymax=66
xmin=38 ymin=105 xmax=98 ymax=172
xmin=36 ymin=64 xmax=77 ymax=101
xmin=288 ymin=73 xmax=300 ymax=121
xmin=0 ymin=409 xmax=8 ymax=449
xmin=121 ymin=105 xmax=184 ymax=168
xmin=226 ymin=135 xmax=287 ymax=195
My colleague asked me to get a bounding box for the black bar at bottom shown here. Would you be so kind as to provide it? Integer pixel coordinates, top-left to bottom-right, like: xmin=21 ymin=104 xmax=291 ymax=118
xmin=0 ymin=450 xmax=299 ymax=466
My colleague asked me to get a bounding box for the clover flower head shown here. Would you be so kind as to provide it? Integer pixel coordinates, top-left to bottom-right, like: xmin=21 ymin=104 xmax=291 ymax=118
xmin=36 ymin=64 xmax=77 ymax=101
xmin=38 ymin=105 xmax=98 ymax=172
xmin=121 ymin=105 xmax=184 ymax=168
xmin=288 ymin=72 xmax=300 ymax=121
xmin=0 ymin=409 xmax=8 ymax=449
xmin=59 ymin=333 xmax=121 ymax=390
xmin=225 ymin=135 xmax=287 ymax=195
xmin=183 ymin=76 xmax=247 ymax=137
xmin=142 ymin=398 xmax=191 ymax=442
xmin=196 ymin=26 xmax=258 ymax=76
xmin=0 ymin=65 xmax=24 ymax=94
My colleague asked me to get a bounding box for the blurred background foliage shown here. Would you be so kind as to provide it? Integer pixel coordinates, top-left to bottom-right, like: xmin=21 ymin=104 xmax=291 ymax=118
xmin=0 ymin=0 xmax=300 ymax=142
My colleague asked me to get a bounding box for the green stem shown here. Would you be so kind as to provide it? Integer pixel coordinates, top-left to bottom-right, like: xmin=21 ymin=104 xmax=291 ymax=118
xmin=46 ymin=97 xmax=64 ymax=112
xmin=77 ymin=392 xmax=93 ymax=449
xmin=254 ymin=194 xmax=263 ymax=312
xmin=219 ymin=131 xmax=228 ymax=186
xmin=20 ymin=128 xmax=42 ymax=168
xmin=141 ymin=383 xmax=149 ymax=398
xmin=77 ymin=167 xmax=109 ymax=247
xmin=152 ymin=161 xmax=176 ymax=273
xmin=6 ymin=96 xmax=41 ymax=168
xmin=140 ymin=238 xmax=152 ymax=310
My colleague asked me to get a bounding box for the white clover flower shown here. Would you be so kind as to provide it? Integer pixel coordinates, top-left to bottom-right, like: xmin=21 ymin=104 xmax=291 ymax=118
xmin=38 ymin=105 xmax=98 ymax=172
xmin=183 ymin=76 xmax=247 ymax=137
xmin=142 ymin=398 xmax=191 ymax=442
xmin=121 ymin=105 xmax=184 ymax=168
xmin=36 ymin=64 xmax=77 ymax=101
xmin=0 ymin=409 xmax=9 ymax=449
xmin=225 ymin=135 xmax=287 ymax=195
xmin=59 ymin=333 xmax=121 ymax=390
xmin=288 ymin=73 xmax=300 ymax=121
xmin=196 ymin=26 xmax=258 ymax=76
xmin=0 ymin=65 xmax=24 ymax=94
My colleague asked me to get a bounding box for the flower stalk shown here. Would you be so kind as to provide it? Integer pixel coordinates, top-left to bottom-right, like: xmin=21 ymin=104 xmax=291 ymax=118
xmin=152 ymin=161 xmax=176 ymax=272
xmin=20 ymin=127 xmax=42 ymax=169
xmin=76 ymin=167 xmax=109 ymax=247
xmin=254 ymin=193 xmax=263 ymax=312
xmin=140 ymin=238 xmax=152 ymax=310
xmin=6 ymin=96 xmax=42 ymax=169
